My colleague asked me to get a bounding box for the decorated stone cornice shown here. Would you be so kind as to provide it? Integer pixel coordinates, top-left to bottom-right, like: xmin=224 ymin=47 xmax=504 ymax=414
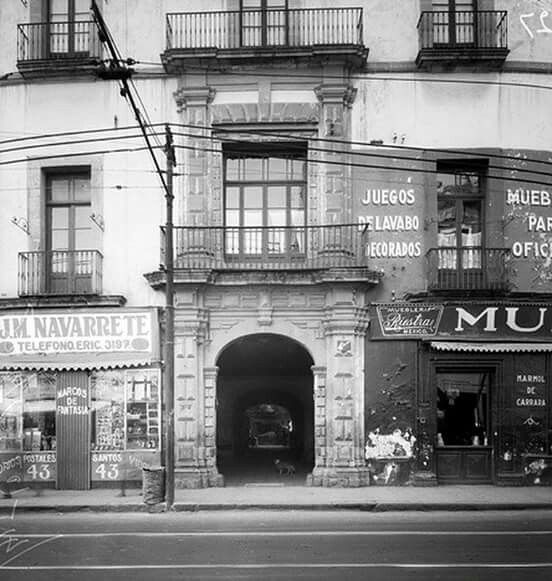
xmin=174 ymin=86 xmax=216 ymax=113
xmin=314 ymin=84 xmax=357 ymax=108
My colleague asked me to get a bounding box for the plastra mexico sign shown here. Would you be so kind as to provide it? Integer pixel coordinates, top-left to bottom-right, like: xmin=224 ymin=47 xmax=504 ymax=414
xmin=372 ymin=303 xmax=552 ymax=339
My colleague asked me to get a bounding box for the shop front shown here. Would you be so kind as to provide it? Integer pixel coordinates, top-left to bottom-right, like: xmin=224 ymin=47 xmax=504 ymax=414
xmin=0 ymin=308 xmax=161 ymax=489
xmin=370 ymin=302 xmax=552 ymax=485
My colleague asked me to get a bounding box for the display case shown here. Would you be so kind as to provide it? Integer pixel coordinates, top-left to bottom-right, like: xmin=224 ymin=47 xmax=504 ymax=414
xmin=0 ymin=373 xmax=23 ymax=451
xmin=125 ymin=370 xmax=159 ymax=450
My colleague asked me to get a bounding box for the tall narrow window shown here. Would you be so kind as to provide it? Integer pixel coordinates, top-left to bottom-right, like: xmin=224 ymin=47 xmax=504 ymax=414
xmin=49 ymin=0 xmax=91 ymax=55
xmin=437 ymin=164 xmax=484 ymax=277
xmin=224 ymin=144 xmax=306 ymax=260
xmin=432 ymin=0 xmax=475 ymax=45
xmin=46 ymin=171 xmax=94 ymax=294
xmin=240 ymin=0 xmax=288 ymax=47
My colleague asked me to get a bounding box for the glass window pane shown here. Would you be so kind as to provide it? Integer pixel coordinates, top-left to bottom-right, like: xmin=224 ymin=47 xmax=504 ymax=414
xmin=226 ymin=158 xmax=240 ymax=181
xmin=51 ymin=229 xmax=69 ymax=250
xmin=268 ymin=157 xmax=286 ymax=180
xmin=73 ymin=178 xmax=91 ymax=202
xmin=126 ymin=370 xmax=160 ymax=450
xmin=267 ymin=186 xmax=286 ymax=208
xmin=244 ymin=186 xmax=263 ymax=208
xmin=74 ymin=228 xmax=94 ymax=249
xmin=0 ymin=374 xmax=23 ymax=451
xmin=291 ymin=186 xmax=305 ymax=209
xmin=225 ymin=210 xmax=240 ymax=227
xmin=49 ymin=179 xmax=70 ymax=201
xmin=91 ymin=371 xmax=125 ymax=451
xmin=244 ymin=210 xmax=262 ymax=226
xmin=23 ymin=373 xmax=56 ymax=452
xmin=226 ymin=187 xmax=240 ymax=209
xmin=291 ymin=209 xmax=304 ymax=226
xmin=75 ymin=205 xmax=91 ymax=228
xmin=244 ymin=157 xmax=263 ymax=181
xmin=292 ymin=159 xmax=305 ymax=180
xmin=267 ymin=209 xmax=286 ymax=226
xmin=50 ymin=207 xmax=69 ymax=228
xmin=244 ymin=229 xmax=262 ymax=254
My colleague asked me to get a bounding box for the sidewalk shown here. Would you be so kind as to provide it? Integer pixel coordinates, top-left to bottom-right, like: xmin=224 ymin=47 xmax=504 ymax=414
xmin=1 ymin=484 xmax=551 ymax=513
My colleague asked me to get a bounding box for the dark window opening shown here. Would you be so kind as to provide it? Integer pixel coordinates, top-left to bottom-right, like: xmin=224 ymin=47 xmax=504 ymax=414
xmin=436 ymin=370 xmax=490 ymax=447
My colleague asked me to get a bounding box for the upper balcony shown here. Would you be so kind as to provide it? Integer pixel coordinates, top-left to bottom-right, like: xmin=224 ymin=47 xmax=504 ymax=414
xmin=416 ymin=10 xmax=509 ymax=70
xmin=161 ymin=7 xmax=368 ymax=72
xmin=18 ymin=250 xmax=103 ymax=297
xmin=17 ymin=21 xmax=102 ymax=78
xmin=426 ymin=247 xmax=511 ymax=294
xmin=147 ymin=224 xmax=382 ymax=286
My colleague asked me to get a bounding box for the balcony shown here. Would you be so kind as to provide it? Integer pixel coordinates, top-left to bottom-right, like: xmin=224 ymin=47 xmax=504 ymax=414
xmin=150 ymin=224 xmax=382 ymax=286
xmin=427 ymin=247 xmax=510 ymax=293
xmin=17 ymin=21 xmax=102 ymax=77
xmin=18 ymin=250 xmax=103 ymax=297
xmin=416 ymin=10 xmax=508 ymax=69
xmin=162 ymin=7 xmax=367 ymax=72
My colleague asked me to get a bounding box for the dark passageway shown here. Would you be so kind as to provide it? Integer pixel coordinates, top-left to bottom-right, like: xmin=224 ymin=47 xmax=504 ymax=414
xmin=216 ymin=333 xmax=314 ymax=485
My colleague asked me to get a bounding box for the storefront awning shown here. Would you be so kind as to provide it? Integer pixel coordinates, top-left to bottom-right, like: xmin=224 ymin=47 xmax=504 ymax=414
xmin=430 ymin=341 xmax=552 ymax=353
xmin=0 ymin=353 xmax=158 ymax=371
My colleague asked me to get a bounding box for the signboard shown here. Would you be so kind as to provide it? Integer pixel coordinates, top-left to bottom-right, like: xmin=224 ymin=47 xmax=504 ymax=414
xmin=372 ymin=302 xmax=552 ymax=340
xmin=0 ymin=308 xmax=159 ymax=369
xmin=91 ymin=450 xmax=158 ymax=481
xmin=0 ymin=452 xmax=57 ymax=483
xmin=376 ymin=304 xmax=442 ymax=338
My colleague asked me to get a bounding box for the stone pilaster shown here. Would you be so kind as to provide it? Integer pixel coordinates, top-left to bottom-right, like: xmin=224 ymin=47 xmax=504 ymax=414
xmin=173 ymin=86 xmax=216 ymax=226
xmin=173 ymin=291 xmax=220 ymax=488
xmin=308 ymin=286 xmax=371 ymax=487
xmin=314 ymin=84 xmax=356 ymax=226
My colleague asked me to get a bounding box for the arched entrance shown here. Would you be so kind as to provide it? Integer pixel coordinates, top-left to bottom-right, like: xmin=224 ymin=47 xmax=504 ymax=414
xmin=216 ymin=333 xmax=314 ymax=484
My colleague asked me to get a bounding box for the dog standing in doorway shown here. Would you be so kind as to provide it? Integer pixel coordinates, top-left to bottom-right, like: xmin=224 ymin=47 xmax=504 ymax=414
xmin=274 ymin=459 xmax=296 ymax=476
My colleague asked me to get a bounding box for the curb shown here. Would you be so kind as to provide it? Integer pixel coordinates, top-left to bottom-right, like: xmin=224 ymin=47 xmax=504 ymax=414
xmin=2 ymin=502 xmax=552 ymax=513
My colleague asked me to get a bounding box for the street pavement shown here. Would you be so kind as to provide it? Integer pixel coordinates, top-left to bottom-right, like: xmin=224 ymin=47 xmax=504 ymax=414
xmin=1 ymin=483 xmax=552 ymax=512
xmin=1 ymin=510 xmax=552 ymax=580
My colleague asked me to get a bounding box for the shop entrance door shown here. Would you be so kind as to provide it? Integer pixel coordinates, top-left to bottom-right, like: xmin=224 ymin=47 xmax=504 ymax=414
xmin=435 ymin=369 xmax=493 ymax=483
xmin=56 ymin=371 xmax=90 ymax=489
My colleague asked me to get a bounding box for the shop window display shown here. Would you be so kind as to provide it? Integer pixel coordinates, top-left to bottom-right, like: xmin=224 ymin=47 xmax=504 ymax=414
xmin=91 ymin=369 xmax=160 ymax=451
xmin=436 ymin=371 xmax=489 ymax=446
xmin=0 ymin=373 xmax=23 ymax=451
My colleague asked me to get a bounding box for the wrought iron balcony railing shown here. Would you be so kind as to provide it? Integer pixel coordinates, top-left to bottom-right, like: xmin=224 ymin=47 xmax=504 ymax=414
xmin=427 ymin=247 xmax=510 ymax=292
xmin=18 ymin=250 xmax=103 ymax=296
xmin=417 ymin=10 xmax=508 ymax=50
xmin=17 ymin=21 xmax=102 ymax=63
xmin=163 ymin=224 xmax=369 ymax=271
xmin=165 ymin=8 xmax=363 ymax=51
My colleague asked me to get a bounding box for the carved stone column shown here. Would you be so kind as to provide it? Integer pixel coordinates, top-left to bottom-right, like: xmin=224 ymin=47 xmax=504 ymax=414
xmin=308 ymin=286 xmax=371 ymax=487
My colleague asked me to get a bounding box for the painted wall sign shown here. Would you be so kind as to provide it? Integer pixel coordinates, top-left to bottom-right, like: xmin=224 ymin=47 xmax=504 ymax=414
xmin=91 ymin=450 xmax=158 ymax=481
xmin=0 ymin=452 xmax=57 ymax=483
xmin=353 ymin=154 xmax=424 ymax=260
xmin=376 ymin=304 xmax=443 ymax=337
xmin=57 ymin=386 xmax=88 ymax=416
xmin=515 ymin=373 xmax=547 ymax=408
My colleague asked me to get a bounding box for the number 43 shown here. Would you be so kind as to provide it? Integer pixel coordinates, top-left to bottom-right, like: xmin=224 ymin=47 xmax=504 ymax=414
xmin=95 ymin=463 xmax=119 ymax=480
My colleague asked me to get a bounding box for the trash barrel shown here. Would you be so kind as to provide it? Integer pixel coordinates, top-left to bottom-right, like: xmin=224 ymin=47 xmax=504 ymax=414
xmin=142 ymin=466 xmax=165 ymax=505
